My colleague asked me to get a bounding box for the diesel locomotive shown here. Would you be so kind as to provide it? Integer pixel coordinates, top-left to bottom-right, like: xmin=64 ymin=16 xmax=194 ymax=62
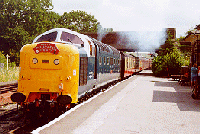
xmin=11 ymin=28 xmax=150 ymax=114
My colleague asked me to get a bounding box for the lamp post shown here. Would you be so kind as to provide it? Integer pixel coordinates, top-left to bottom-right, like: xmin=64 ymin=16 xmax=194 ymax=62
xmin=6 ymin=54 xmax=10 ymax=70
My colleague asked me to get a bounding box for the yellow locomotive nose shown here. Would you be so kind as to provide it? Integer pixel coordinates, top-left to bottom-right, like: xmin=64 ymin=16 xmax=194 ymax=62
xmin=17 ymin=42 xmax=79 ymax=104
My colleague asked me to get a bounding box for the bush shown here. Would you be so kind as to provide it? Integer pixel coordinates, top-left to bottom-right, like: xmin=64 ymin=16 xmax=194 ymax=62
xmin=152 ymin=56 xmax=166 ymax=76
xmin=0 ymin=52 xmax=19 ymax=82
xmin=0 ymin=52 xmax=17 ymax=68
xmin=0 ymin=52 xmax=6 ymax=68
xmin=152 ymin=47 xmax=183 ymax=76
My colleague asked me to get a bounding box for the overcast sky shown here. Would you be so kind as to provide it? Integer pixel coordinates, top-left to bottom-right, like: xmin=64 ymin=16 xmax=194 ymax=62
xmin=52 ymin=0 xmax=200 ymax=51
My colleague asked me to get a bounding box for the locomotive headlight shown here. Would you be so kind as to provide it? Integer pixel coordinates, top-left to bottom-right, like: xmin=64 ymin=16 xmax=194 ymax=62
xmin=54 ymin=59 xmax=59 ymax=65
xmin=33 ymin=58 xmax=38 ymax=64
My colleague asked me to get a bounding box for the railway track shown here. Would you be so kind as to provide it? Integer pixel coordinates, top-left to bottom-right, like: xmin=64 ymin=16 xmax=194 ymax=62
xmin=0 ymin=82 xmax=18 ymax=115
xmin=0 ymin=82 xmax=18 ymax=94
xmin=0 ymin=74 xmax=136 ymax=133
xmin=0 ymin=72 xmax=142 ymax=133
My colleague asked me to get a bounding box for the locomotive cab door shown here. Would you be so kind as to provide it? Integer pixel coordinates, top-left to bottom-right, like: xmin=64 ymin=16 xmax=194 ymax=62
xmin=94 ymin=45 xmax=97 ymax=79
xmin=90 ymin=43 xmax=97 ymax=79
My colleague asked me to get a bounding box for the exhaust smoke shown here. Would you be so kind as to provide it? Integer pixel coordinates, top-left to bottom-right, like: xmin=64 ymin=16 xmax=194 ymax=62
xmin=116 ymin=30 xmax=167 ymax=52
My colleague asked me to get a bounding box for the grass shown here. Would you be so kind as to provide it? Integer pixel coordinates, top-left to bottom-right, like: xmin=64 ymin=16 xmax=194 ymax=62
xmin=0 ymin=67 xmax=19 ymax=82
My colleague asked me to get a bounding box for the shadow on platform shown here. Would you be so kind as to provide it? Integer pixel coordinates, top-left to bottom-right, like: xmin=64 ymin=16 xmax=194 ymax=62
xmin=152 ymin=81 xmax=200 ymax=112
xmin=137 ymin=70 xmax=154 ymax=76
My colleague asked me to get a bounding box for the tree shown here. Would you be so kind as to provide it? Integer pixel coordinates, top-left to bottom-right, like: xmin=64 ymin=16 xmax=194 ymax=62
xmin=167 ymin=47 xmax=183 ymax=75
xmin=0 ymin=0 xmax=54 ymax=65
xmin=0 ymin=52 xmax=6 ymax=66
xmin=152 ymin=47 xmax=183 ymax=76
xmin=152 ymin=55 xmax=166 ymax=76
xmin=22 ymin=0 xmax=54 ymax=36
xmin=59 ymin=10 xmax=99 ymax=32
xmin=46 ymin=11 xmax=61 ymax=30
xmin=0 ymin=1 xmax=102 ymax=66
xmin=152 ymin=32 xmax=183 ymax=76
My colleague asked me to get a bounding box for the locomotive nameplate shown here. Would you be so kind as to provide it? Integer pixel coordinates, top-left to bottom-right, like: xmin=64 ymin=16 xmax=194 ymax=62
xmin=33 ymin=43 xmax=59 ymax=54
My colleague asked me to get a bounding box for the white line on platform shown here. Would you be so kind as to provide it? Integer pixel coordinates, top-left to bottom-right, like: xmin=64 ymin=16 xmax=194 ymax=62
xmin=73 ymin=80 xmax=137 ymax=133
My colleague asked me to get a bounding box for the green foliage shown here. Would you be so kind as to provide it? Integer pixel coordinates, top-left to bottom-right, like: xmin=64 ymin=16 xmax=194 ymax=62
xmin=167 ymin=47 xmax=183 ymax=75
xmin=0 ymin=51 xmax=16 ymax=69
xmin=152 ymin=31 xmax=184 ymax=76
xmin=0 ymin=0 xmax=100 ymax=66
xmin=152 ymin=47 xmax=183 ymax=76
xmin=0 ymin=0 xmax=53 ymax=65
xmin=59 ymin=10 xmax=98 ymax=33
xmin=0 ymin=52 xmax=6 ymax=65
xmin=152 ymin=56 xmax=166 ymax=76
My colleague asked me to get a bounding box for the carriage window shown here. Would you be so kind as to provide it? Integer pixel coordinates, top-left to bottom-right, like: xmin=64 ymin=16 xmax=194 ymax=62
xmin=36 ymin=31 xmax=58 ymax=42
xmin=110 ymin=57 xmax=113 ymax=65
xmin=104 ymin=57 xmax=106 ymax=65
xmin=99 ymin=57 xmax=102 ymax=65
xmin=126 ymin=58 xmax=129 ymax=68
xmin=107 ymin=57 xmax=110 ymax=65
xmin=61 ymin=32 xmax=84 ymax=45
xmin=90 ymin=45 xmax=92 ymax=56
xmin=90 ymin=45 xmax=96 ymax=57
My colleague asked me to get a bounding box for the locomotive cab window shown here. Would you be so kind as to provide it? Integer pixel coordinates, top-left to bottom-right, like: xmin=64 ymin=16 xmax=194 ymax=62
xmin=61 ymin=32 xmax=84 ymax=45
xmin=36 ymin=31 xmax=58 ymax=42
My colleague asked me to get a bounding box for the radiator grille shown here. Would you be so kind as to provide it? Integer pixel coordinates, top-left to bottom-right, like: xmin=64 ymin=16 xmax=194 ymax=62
xmin=79 ymin=57 xmax=88 ymax=86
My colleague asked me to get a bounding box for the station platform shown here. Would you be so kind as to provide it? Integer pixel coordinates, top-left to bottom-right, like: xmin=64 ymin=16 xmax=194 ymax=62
xmin=34 ymin=71 xmax=200 ymax=134
xmin=137 ymin=69 xmax=153 ymax=75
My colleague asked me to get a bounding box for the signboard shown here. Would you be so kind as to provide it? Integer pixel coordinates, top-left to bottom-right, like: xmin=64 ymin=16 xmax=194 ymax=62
xmin=0 ymin=63 xmax=4 ymax=68
xmin=33 ymin=43 xmax=59 ymax=54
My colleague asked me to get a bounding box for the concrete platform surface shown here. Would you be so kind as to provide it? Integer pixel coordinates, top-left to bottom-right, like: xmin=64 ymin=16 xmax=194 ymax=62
xmin=34 ymin=75 xmax=200 ymax=134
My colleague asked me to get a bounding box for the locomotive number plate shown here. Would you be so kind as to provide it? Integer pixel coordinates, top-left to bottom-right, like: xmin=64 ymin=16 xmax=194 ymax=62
xmin=33 ymin=43 xmax=59 ymax=54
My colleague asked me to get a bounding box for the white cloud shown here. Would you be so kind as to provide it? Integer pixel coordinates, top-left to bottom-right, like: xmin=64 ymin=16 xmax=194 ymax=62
xmin=52 ymin=0 xmax=200 ymax=37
